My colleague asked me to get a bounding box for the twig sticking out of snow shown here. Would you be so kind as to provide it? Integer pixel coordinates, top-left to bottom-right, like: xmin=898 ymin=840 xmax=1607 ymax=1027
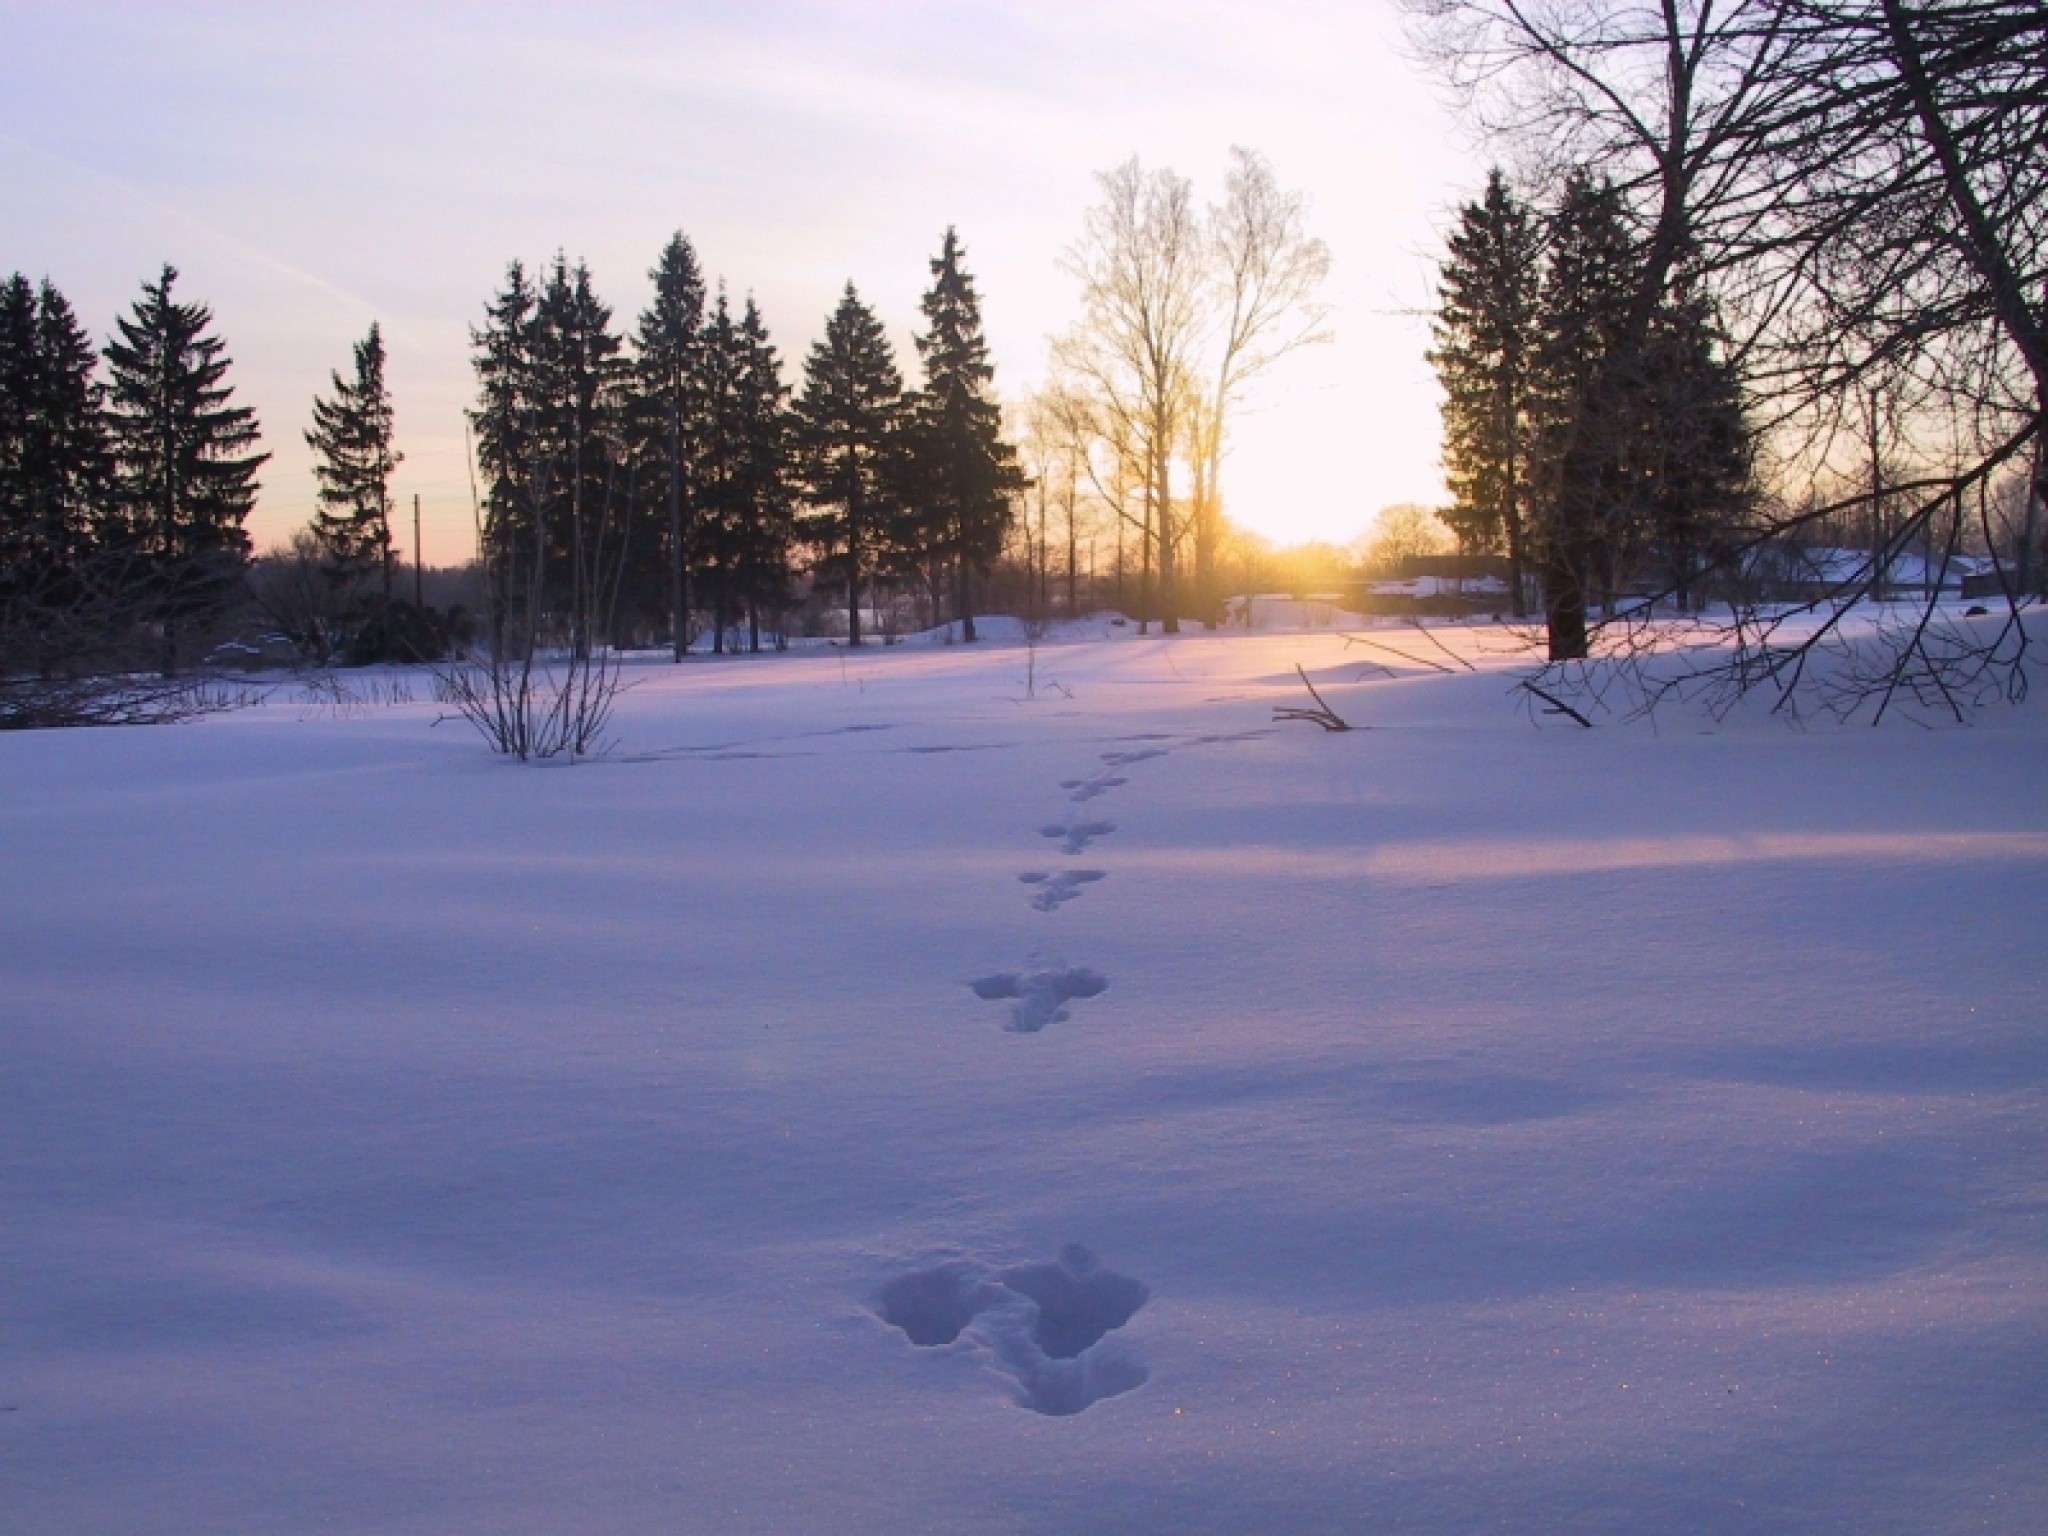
xmin=1519 ymin=679 xmax=1594 ymax=729
xmin=1274 ymin=665 xmax=1355 ymax=732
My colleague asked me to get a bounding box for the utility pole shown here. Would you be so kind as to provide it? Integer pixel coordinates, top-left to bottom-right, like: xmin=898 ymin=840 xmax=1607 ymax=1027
xmin=413 ymin=493 xmax=424 ymax=609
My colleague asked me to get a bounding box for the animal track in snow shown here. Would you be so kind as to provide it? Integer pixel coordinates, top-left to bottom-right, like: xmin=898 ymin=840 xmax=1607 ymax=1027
xmin=1100 ymin=747 xmax=1169 ymax=769
xmin=1040 ymin=818 xmax=1115 ymax=854
xmin=998 ymin=1248 xmax=1151 ymax=1359
xmin=1060 ymin=774 xmax=1128 ymax=803
xmin=970 ymin=966 xmax=1109 ymax=1032
xmin=877 ymin=1245 xmax=1150 ymax=1416
xmin=876 ymin=1262 xmax=1006 ymax=1347
xmin=1018 ymin=869 xmax=1106 ymax=911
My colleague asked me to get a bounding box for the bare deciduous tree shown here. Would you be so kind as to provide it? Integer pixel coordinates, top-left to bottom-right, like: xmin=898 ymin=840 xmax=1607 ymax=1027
xmin=1053 ymin=150 xmax=1331 ymax=632
xmin=1188 ymin=148 xmax=1332 ymax=622
xmin=1056 ymin=158 xmax=1207 ymax=634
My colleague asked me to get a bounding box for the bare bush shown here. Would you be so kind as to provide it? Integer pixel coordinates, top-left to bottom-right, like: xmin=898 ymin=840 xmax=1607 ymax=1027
xmin=0 ymin=674 xmax=258 ymax=730
xmin=437 ymin=445 xmax=633 ymax=760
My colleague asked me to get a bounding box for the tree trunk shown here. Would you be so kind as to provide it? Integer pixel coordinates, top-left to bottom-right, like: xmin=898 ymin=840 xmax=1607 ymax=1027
xmin=958 ymin=557 xmax=978 ymax=643
xmin=1544 ymin=543 xmax=1589 ymax=661
xmin=846 ymin=521 xmax=863 ymax=647
xmin=1137 ymin=485 xmax=1152 ymax=636
xmin=1037 ymin=486 xmax=1048 ymax=615
xmin=1156 ymin=445 xmax=1180 ymax=634
xmin=1503 ymin=383 xmax=1529 ymax=619
xmin=1868 ymin=391 xmax=1888 ymax=602
xmin=2020 ymin=420 xmax=2045 ymax=596
xmin=1115 ymin=513 xmax=1126 ymax=611
xmin=1065 ymin=462 xmax=1079 ymax=615
xmin=669 ymin=417 xmax=688 ymax=660
xmin=1195 ymin=429 xmax=1220 ymax=629
xmin=571 ymin=422 xmax=589 ymax=663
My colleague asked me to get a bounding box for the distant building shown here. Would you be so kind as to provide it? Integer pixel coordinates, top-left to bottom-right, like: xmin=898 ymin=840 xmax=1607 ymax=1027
xmin=1347 ymin=555 xmax=1515 ymax=616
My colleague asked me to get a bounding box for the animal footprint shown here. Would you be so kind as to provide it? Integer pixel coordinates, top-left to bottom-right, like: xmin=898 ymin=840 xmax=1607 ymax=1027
xmin=877 ymin=1245 xmax=1150 ymax=1416
xmin=876 ymin=1262 xmax=1007 ymax=1347
xmin=1060 ymin=775 xmax=1127 ymax=803
xmin=1018 ymin=869 xmax=1106 ymax=911
xmin=1100 ymin=747 xmax=1168 ymax=768
xmin=970 ymin=966 xmax=1108 ymax=1032
xmin=1040 ymin=818 xmax=1115 ymax=854
xmin=998 ymin=1247 xmax=1151 ymax=1359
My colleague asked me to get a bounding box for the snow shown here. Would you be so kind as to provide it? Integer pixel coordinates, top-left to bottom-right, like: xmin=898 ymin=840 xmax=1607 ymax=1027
xmin=1226 ymin=594 xmax=1363 ymax=628
xmin=4 ymin=619 xmax=2045 ymax=1533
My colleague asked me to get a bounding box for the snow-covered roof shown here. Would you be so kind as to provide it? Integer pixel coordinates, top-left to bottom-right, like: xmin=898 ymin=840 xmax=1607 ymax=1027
xmin=1364 ymin=574 xmax=1508 ymax=598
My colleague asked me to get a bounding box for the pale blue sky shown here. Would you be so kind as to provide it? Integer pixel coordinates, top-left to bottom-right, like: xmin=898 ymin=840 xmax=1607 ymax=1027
xmin=1 ymin=1 xmax=1481 ymax=562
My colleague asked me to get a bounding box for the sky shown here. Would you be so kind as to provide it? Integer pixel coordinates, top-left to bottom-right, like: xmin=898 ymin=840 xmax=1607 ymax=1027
xmin=1 ymin=1 xmax=1484 ymax=565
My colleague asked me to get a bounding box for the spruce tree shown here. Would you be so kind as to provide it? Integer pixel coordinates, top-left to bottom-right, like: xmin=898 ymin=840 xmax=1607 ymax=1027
xmin=732 ymin=296 xmax=793 ymax=651
xmin=1 ymin=276 xmax=110 ymax=653
xmin=533 ymin=256 xmax=627 ymax=655
xmin=1429 ymin=171 xmax=1540 ymax=615
xmin=690 ymin=291 xmax=792 ymax=653
xmin=1631 ymin=274 xmax=1753 ymax=609
xmin=693 ymin=289 xmax=745 ymax=651
xmin=633 ymin=233 xmax=706 ymax=658
xmin=793 ymin=284 xmax=904 ymax=647
xmin=471 ymin=257 xmax=626 ymax=653
xmin=1527 ymin=174 xmax=1639 ymax=659
xmin=471 ymin=261 xmax=541 ymax=574
xmin=305 ymin=321 xmax=401 ymax=605
xmin=906 ymin=228 xmax=1024 ymax=642
xmin=103 ymin=265 xmax=267 ymax=670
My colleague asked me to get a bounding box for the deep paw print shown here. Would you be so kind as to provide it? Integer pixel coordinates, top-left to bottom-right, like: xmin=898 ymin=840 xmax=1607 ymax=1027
xmin=969 ymin=966 xmax=1108 ymax=1032
xmin=1018 ymin=869 xmax=1106 ymax=911
xmin=1060 ymin=774 xmax=1128 ymax=803
xmin=1099 ymin=747 xmax=1168 ymax=768
xmin=1040 ymin=818 xmax=1115 ymax=855
xmin=877 ymin=1245 xmax=1151 ymax=1416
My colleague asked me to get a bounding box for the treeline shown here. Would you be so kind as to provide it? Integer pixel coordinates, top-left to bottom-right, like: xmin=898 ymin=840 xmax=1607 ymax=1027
xmin=468 ymin=226 xmax=1022 ymax=655
xmin=1431 ymin=169 xmax=1752 ymax=655
xmin=0 ymin=267 xmax=266 ymax=679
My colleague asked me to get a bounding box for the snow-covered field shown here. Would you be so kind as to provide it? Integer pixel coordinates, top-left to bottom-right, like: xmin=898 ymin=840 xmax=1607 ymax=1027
xmin=4 ymin=623 xmax=2045 ymax=1533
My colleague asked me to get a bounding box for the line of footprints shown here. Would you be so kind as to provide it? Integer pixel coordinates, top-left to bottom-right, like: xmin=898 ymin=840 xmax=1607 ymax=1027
xmin=967 ymin=742 xmax=1171 ymax=1034
xmin=884 ymin=732 xmax=1266 ymax=1414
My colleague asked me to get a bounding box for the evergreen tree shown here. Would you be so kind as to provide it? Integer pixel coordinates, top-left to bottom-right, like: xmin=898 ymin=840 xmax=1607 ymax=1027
xmin=633 ymin=232 xmax=707 ymax=658
xmin=906 ymin=228 xmax=1024 ymax=641
xmin=731 ymin=296 xmax=794 ymax=651
xmin=1527 ymin=174 xmax=1640 ymax=658
xmin=1513 ymin=174 xmax=1755 ymax=645
xmin=103 ymin=265 xmax=267 ymax=670
xmin=693 ymin=289 xmax=745 ymax=651
xmin=471 ymin=260 xmax=540 ymax=548
xmin=471 ymin=257 xmax=626 ymax=653
xmin=793 ymin=283 xmax=904 ymax=647
xmin=533 ymin=256 xmax=627 ymax=655
xmin=1429 ymin=171 xmax=1540 ymax=615
xmin=1 ymin=274 xmax=110 ymax=665
xmin=692 ymin=291 xmax=792 ymax=653
xmin=1629 ymin=273 xmax=1753 ymax=609
xmin=305 ymin=321 xmax=401 ymax=604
